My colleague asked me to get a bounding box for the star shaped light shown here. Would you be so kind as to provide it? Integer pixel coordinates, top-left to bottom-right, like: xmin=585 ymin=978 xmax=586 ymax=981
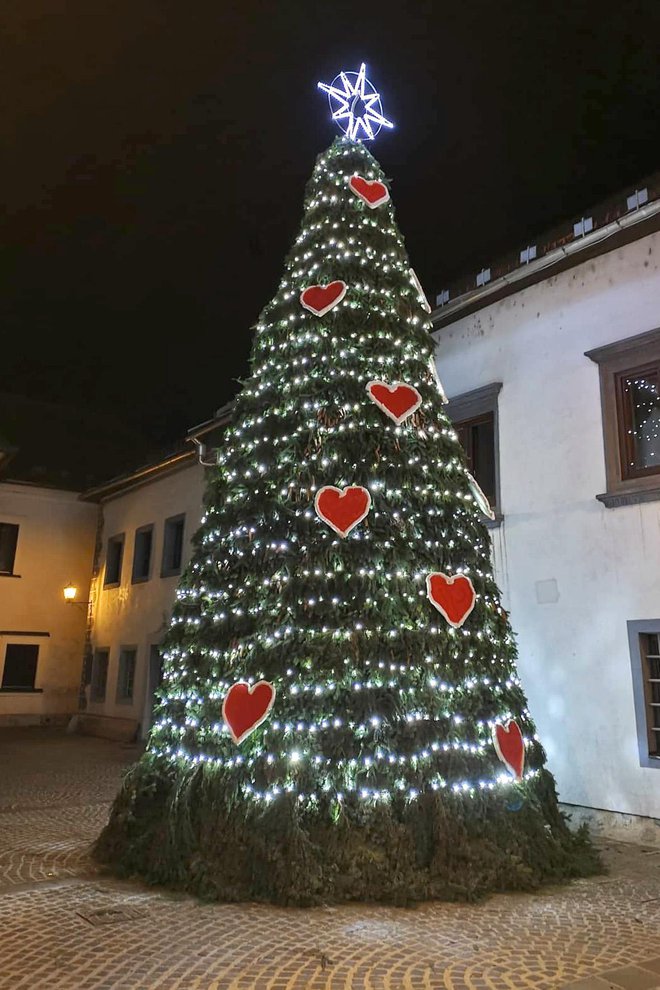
xmin=318 ymin=63 xmax=394 ymax=142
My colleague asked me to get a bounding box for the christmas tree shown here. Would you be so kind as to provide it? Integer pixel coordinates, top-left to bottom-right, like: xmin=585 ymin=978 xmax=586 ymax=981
xmin=95 ymin=87 xmax=598 ymax=904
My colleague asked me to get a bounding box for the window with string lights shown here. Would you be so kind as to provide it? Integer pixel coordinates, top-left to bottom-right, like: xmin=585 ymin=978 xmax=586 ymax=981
xmin=615 ymin=363 xmax=660 ymax=480
xmin=587 ymin=328 xmax=660 ymax=507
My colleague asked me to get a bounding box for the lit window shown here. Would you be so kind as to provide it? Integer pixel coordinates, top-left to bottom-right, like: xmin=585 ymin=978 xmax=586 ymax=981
xmin=587 ymin=329 xmax=660 ymax=507
xmin=616 ymin=364 xmax=660 ymax=480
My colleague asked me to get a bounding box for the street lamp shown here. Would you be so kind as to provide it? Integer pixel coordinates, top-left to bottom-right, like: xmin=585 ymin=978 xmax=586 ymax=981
xmin=63 ymin=582 xmax=90 ymax=607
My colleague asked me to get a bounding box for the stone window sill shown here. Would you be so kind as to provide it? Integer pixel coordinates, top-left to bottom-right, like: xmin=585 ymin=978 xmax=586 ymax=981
xmin=0 ymin=687 xmax=43 ymax=693
xmin=0 ymin=573 xmax=21 ymax=579
xmin=486 ymin=514 xmax=504 ymax=529
xmin=597 ymin=487 xmax=660 ymax=508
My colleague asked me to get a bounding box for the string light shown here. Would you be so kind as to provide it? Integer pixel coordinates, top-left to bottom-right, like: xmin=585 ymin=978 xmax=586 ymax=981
xmin=148 ymin=137 xmax=538 ymax=808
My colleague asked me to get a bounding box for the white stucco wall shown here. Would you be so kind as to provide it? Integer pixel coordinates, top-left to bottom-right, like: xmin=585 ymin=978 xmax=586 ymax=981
xmin=89 ymin=462 xmax=205 ymax=736
xmin=0 ymin=483 xmax=97 ymax=720
xmin=435 ymin=231 xmax=660 ymax=820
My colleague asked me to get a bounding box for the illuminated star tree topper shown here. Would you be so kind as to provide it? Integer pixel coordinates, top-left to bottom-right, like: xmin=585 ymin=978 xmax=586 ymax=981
xmin=317 ymin=62 xmax=394 ymax=141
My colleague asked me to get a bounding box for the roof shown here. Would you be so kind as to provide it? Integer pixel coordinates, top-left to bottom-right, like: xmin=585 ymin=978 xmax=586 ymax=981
xmin=80 ymin=404 xmax=234 ymax=502
xmin=0 ymin=392 xmax=153 ymax=490
xmin=431 ymin=171 xmax=660 ymax=332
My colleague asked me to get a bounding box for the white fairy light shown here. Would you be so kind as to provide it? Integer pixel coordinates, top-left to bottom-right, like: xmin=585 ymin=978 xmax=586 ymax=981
xmin=145 ymin=136 xmax=537 ymax=814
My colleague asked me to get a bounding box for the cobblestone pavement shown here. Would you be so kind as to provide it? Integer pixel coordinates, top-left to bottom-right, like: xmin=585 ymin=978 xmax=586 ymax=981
xmin=1 ymin=728 xmax=660 ymax=990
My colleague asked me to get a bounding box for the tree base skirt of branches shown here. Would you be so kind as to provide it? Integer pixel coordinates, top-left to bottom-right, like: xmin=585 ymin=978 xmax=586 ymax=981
xmin=93 ymin=760 xmax=601 ymax=906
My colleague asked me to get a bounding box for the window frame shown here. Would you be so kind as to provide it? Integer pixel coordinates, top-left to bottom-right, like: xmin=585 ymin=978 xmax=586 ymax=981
xmin=627 ymin=619 xmax=660 ymax=769
xmin=116 ymin=646 xmax=138 ymax=704
xmin=104 ymin=533 xmax=125 ymax=588
xmin=131 ymin=524 xmax=154 ymax=585
xmin=0 ymin=522 xmax=20 ymax=577
xmin=445 ymin=382 xmax=503 ymax=525
xmin=90 ymin=648 xmax=110 ymax=703
xmin=586 ymin=327 xmax=660 ymax=507
xmin=161 ymin=514 xmax=186 ymax=578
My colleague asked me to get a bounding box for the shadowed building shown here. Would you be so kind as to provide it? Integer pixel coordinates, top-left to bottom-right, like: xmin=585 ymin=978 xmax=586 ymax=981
xmin=0 ymin=393 xmax=147 ymax=726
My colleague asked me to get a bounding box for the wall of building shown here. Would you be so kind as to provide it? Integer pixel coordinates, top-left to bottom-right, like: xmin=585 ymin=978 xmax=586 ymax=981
xmin=434 ymin=231 xmax=660 ymax=820
xmin=86 ymin=462 xmax=205 ymax=740
xmin=0 ymin=483 xmax=97 ymax=723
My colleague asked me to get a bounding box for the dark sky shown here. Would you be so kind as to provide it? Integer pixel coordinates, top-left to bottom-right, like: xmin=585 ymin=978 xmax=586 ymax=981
xmin=3 ymin=1 xmax=660 ymax=446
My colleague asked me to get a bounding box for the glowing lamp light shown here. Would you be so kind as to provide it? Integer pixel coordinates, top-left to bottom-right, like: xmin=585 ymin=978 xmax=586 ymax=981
xmin=63 ymin=582 xmax=90 ymax=607
xmin=63 ymin=583 xmax=78 ymax=602
xmin=317 ymin=63 xmax=394 ymax=142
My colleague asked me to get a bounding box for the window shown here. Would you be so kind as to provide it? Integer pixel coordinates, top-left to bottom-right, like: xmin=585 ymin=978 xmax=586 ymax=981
xmin=116 ymin=647 xmax=137 ymax=703
xmin=445 ymin=382 xmax=502 ymax=522
xmin=0 ymin=523 xmax=19 ymax=575
xmin=104 ymin=534 xmax=124 ymax=586
xmin=587 ymin=328 xmax=660 ymax=507
xmin=132 ymin=525 xmax=154 ymax=584
xmin=640 ymin=634 xmax=660 ymax=759
xmin=90 ymin=649 xmax=109 ymax=702
xmin=615 ymin=364 xmax=660 ymax=480
xmin=161 ymin=514 xmax=185 ymax=577
xmin=1 ymin=644 xmax=38 ymax=690
xmin=627 ymin=621 xmax=660 ymax=768
xmin=454 ymin=414 xmax=496 ymax=509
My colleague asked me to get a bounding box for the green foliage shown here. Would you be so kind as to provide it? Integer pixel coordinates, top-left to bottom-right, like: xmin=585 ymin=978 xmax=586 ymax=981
xmin=95 ymin=136 xmax=600 ymax=902
xmin=96 ymin=759 xmax=600 ymax=905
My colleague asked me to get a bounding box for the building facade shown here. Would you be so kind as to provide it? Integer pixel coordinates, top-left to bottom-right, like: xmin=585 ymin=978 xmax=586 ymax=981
xmin=0 ymin=396 xmax=229 ymax=738
xmin=0 ymin=481 xmax=97 ymax=724
xmin=79 ymin=409 xmax=230 ymax=741
xmin=433 ymin=177 xmax=660 ymax=829
xmin=0 ymin=391 xmax=153 ymax=727
xmin=80 ymin=459 xmax=204 ymax=741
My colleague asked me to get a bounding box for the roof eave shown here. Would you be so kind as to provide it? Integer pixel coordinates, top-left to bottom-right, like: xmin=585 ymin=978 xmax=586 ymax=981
xmin=80 ymin=450 xmax=197 ymax=502
xmin=431 ymin=198 xmax=660 ymax=335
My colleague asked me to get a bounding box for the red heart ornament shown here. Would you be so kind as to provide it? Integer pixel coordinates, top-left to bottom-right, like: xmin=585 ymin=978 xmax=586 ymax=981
xmin=348 ymin=174 xmax=390 ymax=208
xmin=300 ymin=281 xmax=347 ymax=317
xmin=222 ymin=681 xmax=276 ymax=745
xmin=367 ymin=380 xmax=422 ymax=425
xmin=315 ymin=485 xmax=371 ymax=538
xmin=493 ymin=721 xmax=525 ymax=780
xmin=426 ymin=573 xmax=476 ymax=628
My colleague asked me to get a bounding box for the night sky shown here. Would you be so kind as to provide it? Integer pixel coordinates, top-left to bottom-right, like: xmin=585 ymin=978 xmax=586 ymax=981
xmin=4 ymin=1 xmax=660 ymax=447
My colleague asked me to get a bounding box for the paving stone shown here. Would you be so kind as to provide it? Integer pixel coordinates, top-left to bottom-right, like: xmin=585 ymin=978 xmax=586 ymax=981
xmin=599 ymin=967 xmax=660 ymax=989
xmin=2 ymin=727 xmax=660 ymax=990
xmin=560 ymin=980 xmax=623 ymax=990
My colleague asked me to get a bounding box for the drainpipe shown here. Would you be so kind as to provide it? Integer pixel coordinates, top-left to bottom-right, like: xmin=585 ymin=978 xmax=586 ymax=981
xmin=76 ymin=503 xmax=104 ymax=714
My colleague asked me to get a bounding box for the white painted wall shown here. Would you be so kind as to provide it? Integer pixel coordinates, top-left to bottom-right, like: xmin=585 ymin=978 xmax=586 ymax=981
xmin=0 ymin=483 xmax=97 ymax=720
xmin=435 ymin=231 xmax=660 ymax=820
xmin=89 ymin=462 xmax=205 ymax=737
